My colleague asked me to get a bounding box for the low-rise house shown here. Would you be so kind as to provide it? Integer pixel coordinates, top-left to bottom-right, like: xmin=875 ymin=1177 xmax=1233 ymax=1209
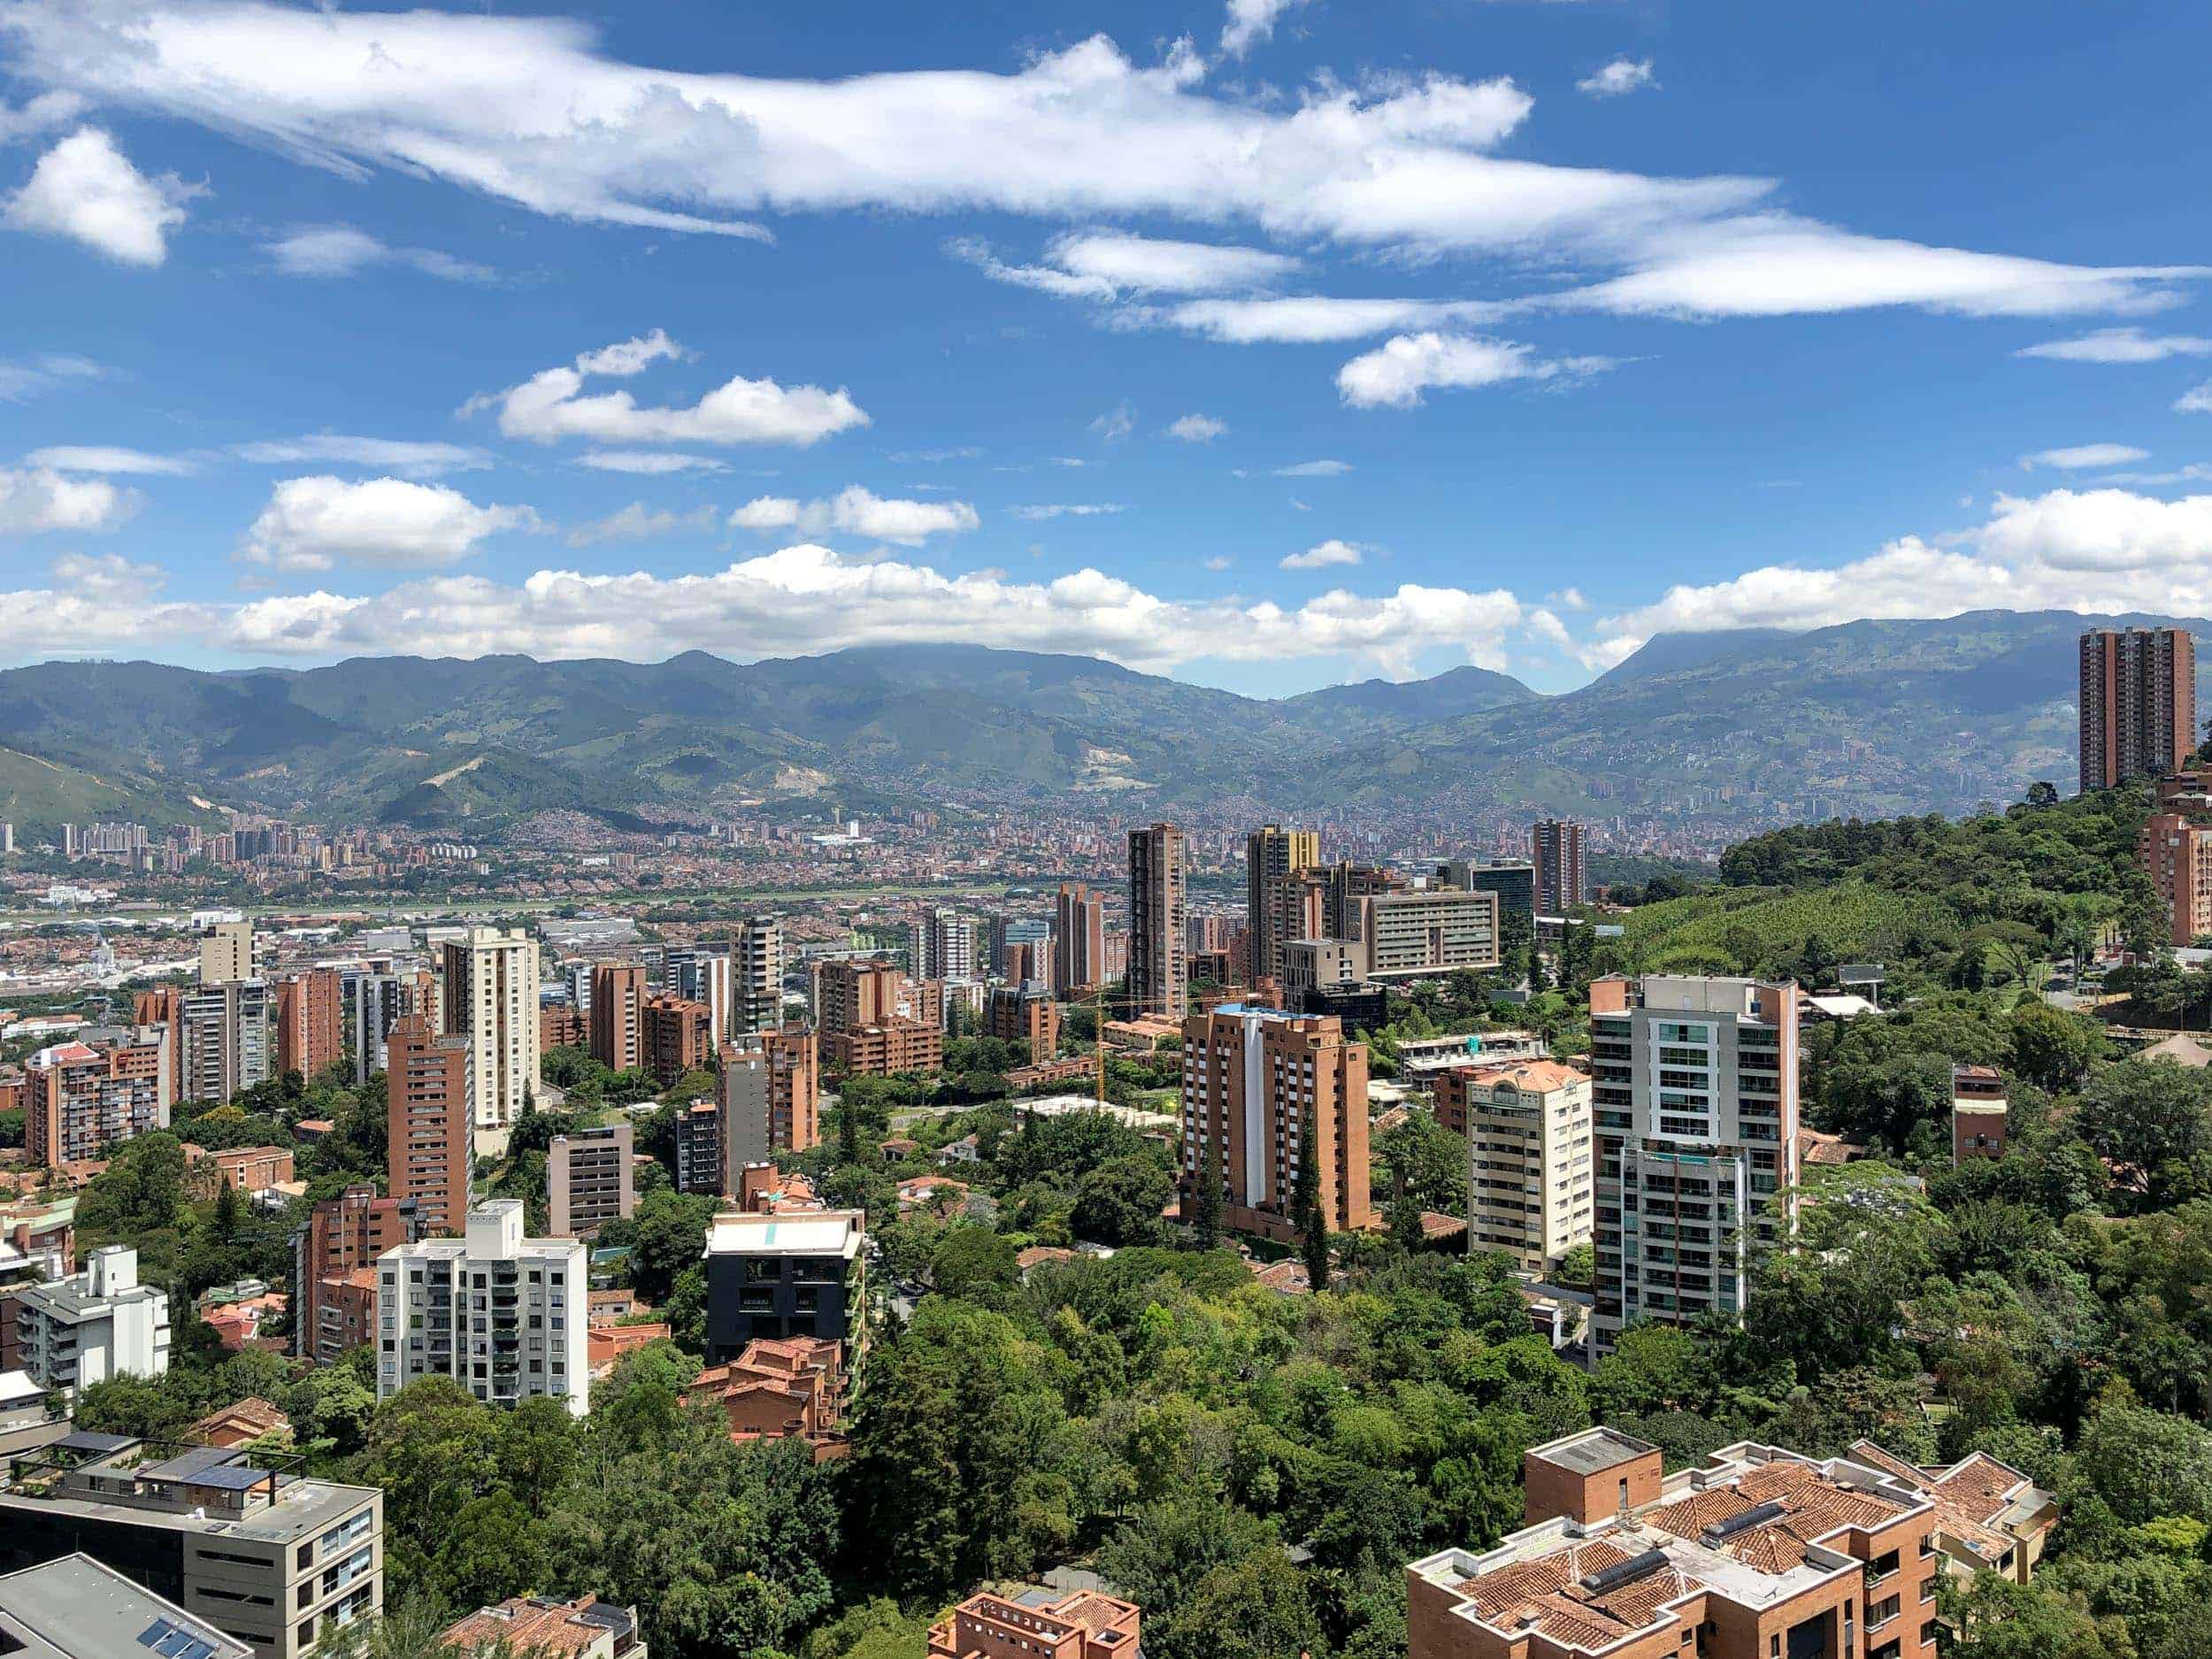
xmin=926 ymin=1587 xmax=1141 ymax=1659
xmin=190 ymin=1397 xmax=294 ymax=1450
xmin=687 ymin=1336 xmax=845 ymax=1460
xmin=442 ymin=1595 xmax=646 ymax=1659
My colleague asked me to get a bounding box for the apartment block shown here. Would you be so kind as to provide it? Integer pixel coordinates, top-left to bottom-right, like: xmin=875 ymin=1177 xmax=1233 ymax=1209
xmin=702 ymin=1210 xmax=865 ymax=1362
xmin=588 ymin=962 xmax=646 ymax=1073
xmin=1362 ymin=887 xmax=1502 ymax=980
xmin=2141 ymin=771 xmax=2212 ymax=945
xmin=926 ymin=1589 xmax=1141 ymax=1659
xmin=385 ymin=1012 xmax=472 ymax=1237
xmin=733 ymin=915 xmax=787 ymax=1033
xmin=24 ymin=1028 xmax=171 ymax=1169
xmin=1532 ymin=819 xmax=1587 ymax=914
xmin=1179 ymin=1003 xmax=1372 ymax=1241
xmin=15 ymin=1244 xmax=170 ymax=1394
xmin=989 ymin=915 xmax=1052 ymax=980
xmin=345 ymin=968 xmax=434 ymax=1087
xmin=1245 ymin=823 xmax=1319 ymax=982
xmin=1951 ymin=1065 xmax=2008 ymax=1167
xmin=0 ymin=1554 xmax=251 ymax=1659
xmin=1434 ymin=1060 xmax=1594 ymax=1273
xmin=815 ymin=958 xmax=942 ymax=1077
xmin=1053 ymin=882 xmax=1105 ymax=995
xmin=642 ymin=995 xmax=711 ymax=1087
xmin=2081 ymin=625 xmax=2196 ymax=794
xmin=442 ymin=927 xmax=540 ymax=1128
xmin=910 ymin=908 xmax=976 ymax=982
xmin=0 ymin=1434 xmax=382 ymax=1659
xmin=1318 ymin=860 xmax=1408 ymax=941
xmin=664 ymin=947 xmax=733 ymax=1048
xmin=985 ymin=980 xmax=1061 ymax=1064
xmin=375 ymin=1200 xmax=589 ymax=1415
xmin=180 ymin=980 xmax=273 ymax=1106
xmin=548 ymin=1123 xmax=635 ymax=1238
xmin=687 ymin=1335 xmax=844 ymax=1460
xmin=1127 ymin=822 xmax=1188 ymax=1020
xmin=1586 ymin=975 xmax=1800 ymax=1361
xmin=274 ymin=971 xmax=343 ymax=1080
xmin=293 ymin=1186 xmax=423 ymax=1365
xmin=723 ymin=1025 xmax=820 ymax=1155
xmin=199 ymin=918 xmax=254 ymax=986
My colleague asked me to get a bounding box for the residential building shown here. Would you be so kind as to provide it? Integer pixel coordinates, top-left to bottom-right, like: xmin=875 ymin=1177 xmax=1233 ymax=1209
xmin=2141 ymin=771 xmax=2212 ymax=944
xmin=1361 ymin=887 xmax=1502 ymax=980
xmin=1532 ymin=819 xmax=1587 ymax=913
xmin=988 ymin=915 xmax=1052 ymax=980
xmin=180 ymin=980 xmax=273 ymax=1105
xmin=732 ymin=915 xmax=787 ymax=1034
xmin=385 ymin=1012 xmax=472 ymax=1236
xmin=274 ymin=971 xmax=342 ymax=1080
xmin=441 ymin=1596 xmax=644 ymax=1659
xmin=1438 ymin=857 xmax=1537 ymax=917
xmin=1318 ymin=860 xmax=1408 ymax=941
xmin=1952 ymin=1065 xmax=2008 ymax=1166
xmin=345 ymin=969 xmax=432 ymax=1087
xmin=724 ymin=1025 xmax=820 ymax=1154
xmin=1406 ymin=1427 xmax=2008 ymax=1659
xmin=664 ymin=946 xmax=733 ymax=1048
xmin=0 ymin=1210 xmax=73 ymax=1376
xmin=1281 ymin=938 xmax=1366 ymax=997
xmin=588 ymin=962 xmax=646 ymax=1073
xmin=909 ymin=908 xmax=975 ymax=982
xmin=674 ymin=1099 xmax=725 ymax=1196
xmin=641 ymin=995 xmax=711 ymax=1087
xmin=0 ymin=1553 xmax=252 ymax=1659
xmin=24 ymin=1028 xmax=170 ymax=1169
xmin=293 ymin=1186 xmax=422 ymax=1365
xmin=548 ymin=1123 xmax=635 ymax=1238
xmin=1246 ymin=824 xmax=1320 ymax=982
xmin=687 ymin=1336 xmax=844 ymax=1460
xmin=188 ymin=1145 xmax=296 ymax=1197
xmin=2081 ymin=625 xmax=2196 ymax=793
xmin=702 ymin=1209 xmax=865 ymax=1362
xmin=1433 ymin=1060 xmax=1594 ymax=1273
xmin=541 ymin=1002 xmax=586 ymax=1051
xmin=199 ymin=918 xmax=254 ymax=986
xmin=0 ymin=1434 xmax=382 ymax=1659
xmin=375 ymin=1200 xmax=589 ymax=1415
xmin=1586 ymin=974 xmax=1801 ymax=1361
xmin=441 ymin=927 xmax=540 ymax=1129
xmin=815 ymin=958 xmax=943 ymax=1077
xmin=1053 ymin=881 xmax=1105 ymax=995
xmin=15 ymin=1245 xmax=170 ymax=1394
xmin=1127 ymin=822 xmax=1188 ymax=1020
xmin=985 ymin=980 xmax=1060 ymax=1064
xmin=1179 ymin=1003 xmax=1372 ymax=1241
xmin=926 ymin=1589 xmax=1141 ymax=1659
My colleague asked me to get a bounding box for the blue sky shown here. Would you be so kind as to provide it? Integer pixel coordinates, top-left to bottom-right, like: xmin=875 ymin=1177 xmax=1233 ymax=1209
xmin=2 ymin=0 xmax=2209 ymax=697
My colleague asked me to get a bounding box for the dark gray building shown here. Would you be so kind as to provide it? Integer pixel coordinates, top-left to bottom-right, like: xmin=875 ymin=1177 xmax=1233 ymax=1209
xmin=1438 ymin=858 xmax=1537 ymax=918
xmin=701 ymin=1210 xmax=865 ymax=1362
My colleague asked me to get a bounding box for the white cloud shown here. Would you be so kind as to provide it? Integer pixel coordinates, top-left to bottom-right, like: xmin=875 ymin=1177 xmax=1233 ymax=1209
xmin=26 ymin=445 xmax=192 ymax=475
xmin=1281 ymin=538 xmax=1363 ymax=569
xmin=888 ymin=446 xmax=983 ymax=464
xmin=0 ymin=90 xmax=85 ymax=142
xmin=1584 ymin=487 xmax=2212 ymax=668
xmin=951 ymin=228 xmax=1304 ymax=303
xmin=575 ymin=450 xmax=729 ymax=474
xmin=727 ymin=486 xmax=979 ymax=545
xmin=262 ymin=224 xmax=493 ymax=282
xmin=2019 ymin=443 xmax=2149 ymax=471
xmin=0 ymin=353 xmax=107 ymax=403
xmin=2179 ymin=383 xmax=2212 ymax=415
xmin=2016 ymin=327 xmax=2212 ymax=364
xmin=0 ymin=556 xmax=220 ymax=663
xmin=240 ymin=475 xmax=540 ymax=572
xmin=1010 ymin=503 xmax=1129 ymax=520
xmin=480 ymin=332 xmax=868 ymax=448
xmin=0 ymin=465 xmax=139 ymax=534
xmin=1221 ymin=0 xmax=1308 ymax=58
xmin=1338 ymin=333 xmax=1616 ymax=407
xmin=2101 ymin=464 xmax=2212 ymax=487
xmin=565 ymin=503 xmax=719 ymax=547
xmin=6 ymin=5 xmax=2187 ymax=324
xmin=1165 ymin=413 xmax=1227 ymax=442
xmin=4 ymin=127 xmax=195 ymax=265
xmin=189 ymin=544 xmax=1529 ymax=680
xmin=1275 ymin=458 xmax=1351 ymax=476
xmin=234 ymin=435 xmax=492 ymax=479
xmin=1090 ymin=403 xmax=1136 ymax=443
xmin=1153 ymin=296 xmax=1508 ymax=343
xmin=1577 ymin=58 xmax=1656 ymax=98
xmin=1202 ymin=555 xmax=1233 ymax=571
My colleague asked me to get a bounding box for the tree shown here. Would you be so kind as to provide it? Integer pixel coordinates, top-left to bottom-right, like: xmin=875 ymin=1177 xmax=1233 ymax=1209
xmin=1374 ymin=1111 xmax=1467 ymax=1214
xmin=1070 ymin=1156 xmax=1171 ymax=1248
xmin=929 ymin=1225 xmax=1018 ymax=1298
xmin=2010 ymin=1000 xmax=2101 ymax=1091
xmin=1295 ymin=1126 xmax=1328 ymax=1293
xmin=2075 ymin=1059 xmax=2212 ymax=1210
xmin=1187 ymin=1167 xmax=1222 ymax=1252
xmin=1172 ymin=1549 xmax=1324 ymax=1659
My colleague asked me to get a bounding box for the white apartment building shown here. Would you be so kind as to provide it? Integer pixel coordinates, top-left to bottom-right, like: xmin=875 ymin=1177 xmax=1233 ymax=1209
xmin=180 ymin=980 xmax=273 ymax=1105
xmin=442 ymin=928 xmax=541 ymax=1129
xmin=1432 ymin=1060 xmax=1594 ymax=1274
xmin=1361 ymin=887 xmax=1502 ymax=981
xmin=15 ymin=1244 xmax=171 ymax=1394
xmin=375 ymin=1201 xmax=588 ymax=1415
xmin=1587 ymin=974 xmax=1801 ymax=1363
xmin=664 ymin=947 xmax=734 ymax=1049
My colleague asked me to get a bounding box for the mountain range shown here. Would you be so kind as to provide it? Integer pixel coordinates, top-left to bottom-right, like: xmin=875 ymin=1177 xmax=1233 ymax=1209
xmin=0 ymin=610 xmax=2192 ymax=843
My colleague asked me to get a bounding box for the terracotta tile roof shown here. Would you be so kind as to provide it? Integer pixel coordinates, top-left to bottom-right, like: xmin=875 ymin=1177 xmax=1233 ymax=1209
xmin=1458 ymin=1059 xmax=1588 ymax=1094
xmin=442 ymin=1597 xmax=624 ymax=1658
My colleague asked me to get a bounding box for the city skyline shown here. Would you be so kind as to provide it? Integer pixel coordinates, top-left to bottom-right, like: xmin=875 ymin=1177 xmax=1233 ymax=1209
xmin=0 ymin=1 xmax=2208 ymax=695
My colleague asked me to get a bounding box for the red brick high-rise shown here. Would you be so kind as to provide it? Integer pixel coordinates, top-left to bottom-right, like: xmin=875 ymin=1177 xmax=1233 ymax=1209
xmin=642 ymin=995 xmax=713 ymax=1087
xmin=2081 ymin=626 xmax=2196 ymax=794
xmin=1532 ymin=818 xmax=1586 ymax=914
xmin=1052 ymin=883 xmax=1104 ymax=997
xmin=276 ymin=969 xmax=343 ymax=1079
xmin=295 ymin=1184 xmax=422 ymax=1363
xmin=387 ymin=1011 xmax=472 ymax=1235
xmin=589 ymin=962 xmax=646 ymax=1073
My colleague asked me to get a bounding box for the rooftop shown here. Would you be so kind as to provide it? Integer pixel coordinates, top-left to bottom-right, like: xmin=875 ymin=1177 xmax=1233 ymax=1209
xmin=0 ymin=1435 xmax=378 ymax=1546
xmin=703 ymin=1210 xmax=864 ymax=1260
xmin=1532 ymin=1426 xmax=1656 ymax=1478
xmin=0 ymin=1553 xmax=253 ymax=1659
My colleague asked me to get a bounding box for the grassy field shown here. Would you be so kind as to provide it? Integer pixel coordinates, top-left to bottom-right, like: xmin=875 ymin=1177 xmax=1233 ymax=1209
xmin=1614 ymin=880 xmax=1925 ymax=975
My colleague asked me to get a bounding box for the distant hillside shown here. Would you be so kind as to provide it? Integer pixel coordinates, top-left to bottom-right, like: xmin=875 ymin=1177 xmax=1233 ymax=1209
xmin=0 ymin=611 xmax=2189 ymax=838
